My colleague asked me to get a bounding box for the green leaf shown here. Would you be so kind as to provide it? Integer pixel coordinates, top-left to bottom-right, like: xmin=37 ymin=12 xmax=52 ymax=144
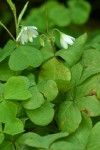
xmin=7 ymin=0 xmax=16 ymax=12
xmin=0 ymin=123 xmax=2 ymax=132
xmin=0 ymin=101 xmax=24 ymax=135
xmin=75 ymin=74 xmax=100 ymax=99
xmin=0 ymin=83 xmax=5 ymax=102
xmin=49 ymin=5 xmax=71 ymax=26
xmin=15 ymin=143 xmax=34 ymax=150
xmin=76 ymin=96 xmax=100 ymax=117
xmin=0 ymin=40 xmax=16 ymax=62
xmin=38 ymin=57 xmax=71 ymax=92
xmin=80 ymin=49 xmax=100 ymax=83
xmin=40 ymin=40 xmax=54 ymax=62
xmin=0 ymin=141 xmax=15 ymax=150
xmin=22 ymin=86 xmax=45 ymax=109
xmin=97 ymin=84 xmax=100 ymax=100
xmin=80 ymin=67 xmax=100 ymax=84
xmin=0 ymin=101 xmax=17 ymax=123
xmin=9 ymin=46 xmax=43 ymax=71
xmin=0 ymin=133 xmax=4 ymax=144
xmin=27 ymin=73 xmax=36 ymax=87
xmin=68 ymin=0 xmax=91 ymax=24
xmin=17 ymin=132 xmax=68 ymax=149
xmin=57 ymin=101 xmax=82 ymax=133
xmin=15 ymin=102 xmax=26 ymax=118
xmin=49 ymin=141 xmax=78 ymax=150
xmin=0 ymin=59 xmax=15 ymax=81
xmin=56 ymin=33 xmax=87 ymax=67
xmin=4 ymin=76 xmax=32 ymax=100
xmin=4 ymin=119 xmax=24 ymax=135
xmin=87 ymin=122 xmax=100 ymax=150
xmin=68 ymin=63 xmax=83 ymax=102
xmin=65 ymin=113 xmax=92 ymax=148
xmin=81 ymin=49 xmax=100 ymax=67
xmin=18 ymin=1 xmax=29 ymax=25
xmin=25 ymin=102 xmax=54 ymax=126
xmin=50 ymin=113 xmax=92 ymax=150
xmin=71 ymin=63 xmax=83 ymax=87
xmin=37 ymin=80 xmax=58 ymax=102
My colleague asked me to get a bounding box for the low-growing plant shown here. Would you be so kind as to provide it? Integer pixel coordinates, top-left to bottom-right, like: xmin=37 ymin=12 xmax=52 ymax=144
xmin=0 ymin=0 xmax=100 ymax=150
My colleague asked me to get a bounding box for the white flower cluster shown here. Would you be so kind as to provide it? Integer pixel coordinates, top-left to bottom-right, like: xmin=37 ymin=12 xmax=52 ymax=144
xmin=16 ymin=26 xmax=75 ymax=49
xmin=16 ymin=26 xmax=38 ymax=44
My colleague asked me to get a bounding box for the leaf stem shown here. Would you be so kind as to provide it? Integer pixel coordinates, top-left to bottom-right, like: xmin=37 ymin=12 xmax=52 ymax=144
xmin=14 ymin=13 xmax=18 ymax=38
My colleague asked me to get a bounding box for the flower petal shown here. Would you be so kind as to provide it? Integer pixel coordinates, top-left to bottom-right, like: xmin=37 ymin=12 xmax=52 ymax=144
xmin=21 ymin=32 xmax=28 ymax=44
xmin=16 ymin=28 xmax=24 ymax=41
xmin=28 ymin=26 xmax=37 ymax=30
xmin=60 ymin=32 xmax=75 ymax=49
xmin=28 ymin=29 xmax=38 ymax=38
xmin=16 ymin=26 xmax=38 ymax=44
xmin=60 ymin=38 xmax=68 ymax=49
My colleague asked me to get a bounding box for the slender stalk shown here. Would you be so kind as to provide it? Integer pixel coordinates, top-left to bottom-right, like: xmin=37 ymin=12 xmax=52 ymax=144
xmin=14 ymin=13 xmax=18 ymax=38
xmin=0 ymin=21 xmax=16 ymax=41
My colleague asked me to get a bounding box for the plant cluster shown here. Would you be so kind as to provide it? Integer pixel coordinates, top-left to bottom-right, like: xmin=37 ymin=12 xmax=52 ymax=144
xmin=0 ymin=0 xmax=100 ymax=150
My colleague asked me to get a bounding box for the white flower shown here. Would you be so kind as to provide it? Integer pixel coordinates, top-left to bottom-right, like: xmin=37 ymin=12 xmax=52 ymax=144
xmin=60 ymin=32 xmax=75 ymax=49
xmin=16 ymin=26 xmax=38 ymax=44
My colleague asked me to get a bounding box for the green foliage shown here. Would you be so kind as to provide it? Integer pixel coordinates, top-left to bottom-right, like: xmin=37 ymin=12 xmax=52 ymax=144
xmin=22 ymin=0 xmax=91 ymax=32
xmin=68 ymin=0 xmax=91 ymax=24
xmin=0 ymin=0 xmax=100 ymax=149
xmin=16 ymin=132 xmax=68 ymax=149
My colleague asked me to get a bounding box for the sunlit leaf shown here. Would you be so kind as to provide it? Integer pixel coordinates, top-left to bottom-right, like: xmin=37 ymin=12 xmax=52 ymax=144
xmin=38 ymin=57 xmax=71 ymax=92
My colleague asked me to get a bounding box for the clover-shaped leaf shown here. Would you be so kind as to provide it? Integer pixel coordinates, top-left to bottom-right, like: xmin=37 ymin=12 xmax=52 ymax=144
xmin=26 ymin=102 xmax=54 ymax=126
xmin=9 ymin=46 xmax=43 ymax=71
xmin=4 ymin=76 xmax=32 ymax=100
xmin=0 ymin=101 xmax=24 ymax=135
